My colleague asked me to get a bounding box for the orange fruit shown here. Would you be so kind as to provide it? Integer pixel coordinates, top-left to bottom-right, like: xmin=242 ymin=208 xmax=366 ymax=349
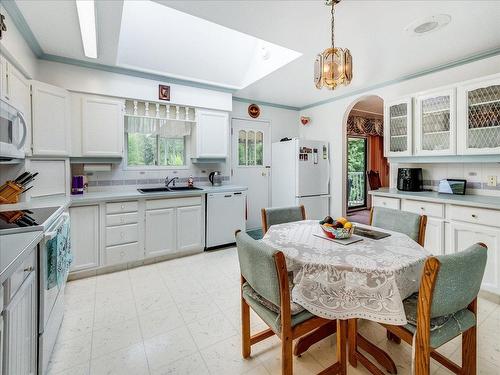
xmin=336 ymin=217 xmax=348 ymax=226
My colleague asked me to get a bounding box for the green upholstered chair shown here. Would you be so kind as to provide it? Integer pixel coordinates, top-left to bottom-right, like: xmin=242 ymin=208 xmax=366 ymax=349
xmin=379 ymin=243 xmax=488 ymax=375
xmin=235 ymin=230 xmax=331 ymax=375
xmin=261 ymin=205 xmax=306 ymax=234
xmin=370 ymin=206 xmax=427 ymax=246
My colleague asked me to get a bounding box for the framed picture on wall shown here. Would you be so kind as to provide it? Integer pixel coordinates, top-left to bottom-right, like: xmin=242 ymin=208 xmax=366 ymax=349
xmin=159 ymin=85 xmax=170 ymax=101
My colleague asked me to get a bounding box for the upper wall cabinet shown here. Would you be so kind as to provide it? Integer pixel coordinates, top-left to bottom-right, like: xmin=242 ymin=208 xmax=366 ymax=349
xmin=457 ymin=75 xmax=500 ymax=155
xmin=414 ymin=88 xmax=456 ymax=156
xmin=384 ymin=98 xmax=412 ymax=157
xmin=0 ymin=56 xmax=31 ymax=154
xmin=193 ymin=109 xmax=229 ymax=159
xmin=31 ymin=81 xmax=71 ymax=156
xmin=81 ymin=96 xmax=124 ymax=157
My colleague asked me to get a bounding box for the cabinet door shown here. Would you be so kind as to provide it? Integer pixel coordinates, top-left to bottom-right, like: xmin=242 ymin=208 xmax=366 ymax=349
xmin=145 ymin=208 xmax=176 ymax=257
xmin=450 ymin=222 xmax=500 ymax=294
xmin=457 ymin=75 xmax=500 ymax=155
xmin=177 ymin=205 xmax=203 ymax=252
xmin=415 ymin=88 xmax=456 ymax=156
xmin=423 ymin=217 xmax=445 ymax=255
xmin=82 ymin=96 xmax=124 ymax=156
xmin=70 ymin=205 xmax=100 ymax=271
xmin=4 ymin=272 xmax=37 ymax=375
xmin=195 ymin=109 xmax=228 ymax=158
xmin=384 ymin=98 xmax=412 ymax=157
xmin=0 ymin=56 xmax=6 ymax=102
xmin=31 ymin=81 xmax=71 ymax=156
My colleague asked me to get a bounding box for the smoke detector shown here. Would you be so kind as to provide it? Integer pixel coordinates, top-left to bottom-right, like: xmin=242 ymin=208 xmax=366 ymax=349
xmin=405 ymin=14 xmax=451 ymax=36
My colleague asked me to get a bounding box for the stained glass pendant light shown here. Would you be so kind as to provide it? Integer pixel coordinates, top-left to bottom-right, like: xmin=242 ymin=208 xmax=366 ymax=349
xmin=314 ymin=0 xmax=352 ymax=90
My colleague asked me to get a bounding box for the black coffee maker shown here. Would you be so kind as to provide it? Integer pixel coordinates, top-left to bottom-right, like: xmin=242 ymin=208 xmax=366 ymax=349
xmin=397 ymin=168 xmax=423 ymax=191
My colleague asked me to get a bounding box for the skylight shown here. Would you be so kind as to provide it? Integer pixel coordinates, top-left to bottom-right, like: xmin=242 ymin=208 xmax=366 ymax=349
xmin=117 ymin=1 xmax=302 ymax=90
xmin=76 ymin=0 xmax=97 ymax=58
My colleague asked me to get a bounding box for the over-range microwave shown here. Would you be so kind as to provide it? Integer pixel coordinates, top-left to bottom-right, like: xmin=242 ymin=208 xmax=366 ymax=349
xmin=0 ymin=98 xmax=27 ymax=161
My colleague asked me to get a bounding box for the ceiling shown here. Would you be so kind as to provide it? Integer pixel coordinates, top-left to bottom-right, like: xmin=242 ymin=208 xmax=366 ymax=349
xmin=13 ymin=0 xmax=500 ymax=108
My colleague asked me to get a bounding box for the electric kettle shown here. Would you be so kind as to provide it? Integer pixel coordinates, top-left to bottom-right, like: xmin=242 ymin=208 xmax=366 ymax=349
xmin=209 ymin=171 xmax=223 ymax=186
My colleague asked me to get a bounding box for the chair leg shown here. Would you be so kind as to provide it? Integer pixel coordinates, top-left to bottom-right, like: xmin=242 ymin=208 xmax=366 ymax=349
xmin=282 ymin=332 xmax=293 ymax=375
xmin=414 ymin=335 xmax=431 ymax=375
xmin=461 ymin=326 xmax=477 ymax=375
xmin=241 ymin=298 xmax=251 ymax=358
xmin=348 ymin=319 xmax=358 ymax=367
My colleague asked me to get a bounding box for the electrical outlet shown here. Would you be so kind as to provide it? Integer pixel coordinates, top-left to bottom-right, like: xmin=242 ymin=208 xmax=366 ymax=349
xmin=487 ymin=176 xmax=497 ymax=187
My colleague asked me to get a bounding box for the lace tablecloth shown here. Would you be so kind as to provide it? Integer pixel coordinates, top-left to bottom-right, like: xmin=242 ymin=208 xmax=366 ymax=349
xmin=262 ymin=220 xmax=430 ymax=325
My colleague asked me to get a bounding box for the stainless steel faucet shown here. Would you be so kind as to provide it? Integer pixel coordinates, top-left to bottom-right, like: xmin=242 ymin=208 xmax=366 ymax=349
xmin=165 ymin=176 xmax=179 ymax=187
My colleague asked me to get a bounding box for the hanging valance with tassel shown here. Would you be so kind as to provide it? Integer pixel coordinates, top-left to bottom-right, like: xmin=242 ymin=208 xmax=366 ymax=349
xmin=125 ymin=116 xmax=191 ymax=137
xmin=347 ymin=115 xmax=383 ymax=136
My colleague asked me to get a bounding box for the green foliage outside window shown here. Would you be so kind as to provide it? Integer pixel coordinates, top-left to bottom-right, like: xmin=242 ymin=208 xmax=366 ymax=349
xmin=127 ymin=133 xmax=185 ymax=167
xmin=347 ymin=137 xmax=366 ymax=208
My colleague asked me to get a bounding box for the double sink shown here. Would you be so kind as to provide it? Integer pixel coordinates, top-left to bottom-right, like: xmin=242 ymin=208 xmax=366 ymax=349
xmin=137 ymin=186 xmax=203 ymax=194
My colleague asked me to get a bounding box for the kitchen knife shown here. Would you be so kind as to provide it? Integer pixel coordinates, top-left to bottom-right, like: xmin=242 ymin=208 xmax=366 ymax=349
xmin=21 ymin=186 xmax=33 ymax=194
xmin=18 ymin=173 xmax=34 ymax=185
xmin=20 ymin=172 xmax=38 ymax=186
xmin=14 ymin=172 xmax=30 ymax=184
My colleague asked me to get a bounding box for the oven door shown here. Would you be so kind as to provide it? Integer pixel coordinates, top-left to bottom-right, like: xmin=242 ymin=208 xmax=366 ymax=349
xmin=0 ymin=99 xmax=27 ymax=161
xmin=38 ymin=212 xmax=72 ymax=332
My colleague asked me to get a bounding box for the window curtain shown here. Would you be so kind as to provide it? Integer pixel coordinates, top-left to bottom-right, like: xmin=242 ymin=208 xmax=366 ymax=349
xmin=347 ymin=115 xmax=383 ymax=136
xmin=125 ymin=116 xmax=191 ymax=137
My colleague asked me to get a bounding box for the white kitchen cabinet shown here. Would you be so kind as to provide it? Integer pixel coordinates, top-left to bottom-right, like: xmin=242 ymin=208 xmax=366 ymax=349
xmin=31 ymin=81 xmax=71 ymax=156
xmin=81 ymin=96 xmax=124 ymax=157
xmin=26 ymin=159 xmax=69 ymax=198
xmin=177 ymin=205 xmax=203 ymax=252
xmin=384 ymin=98 xmax=412 ymax=157
xmin=145 ymin=208 xmax=176 ymax=257
xmin=3 ymin=271 xmax=37 ymax=375
xmin=415 ymin=88 xmax=456 ymax=156
xmin=457 ymin=75 xmax=500 ymax=155
xmin=450 ymin=222 xmax=500 ymax=295
xmin=193 ymin=109 xmax=229 ymax=159
xmin=423 ymin=217 xmax=445 ymax=255
xmin=70 ymin=205 xmax=100 ymax=271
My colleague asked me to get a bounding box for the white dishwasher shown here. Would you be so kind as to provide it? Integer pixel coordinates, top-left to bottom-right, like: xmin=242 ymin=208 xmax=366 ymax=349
xmin=206 ymin=191 xmax=247 ymax=248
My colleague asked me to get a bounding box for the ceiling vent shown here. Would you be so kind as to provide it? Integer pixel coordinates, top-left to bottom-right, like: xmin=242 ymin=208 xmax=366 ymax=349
xmin=405 ymin=14 xmax=451 ymax=36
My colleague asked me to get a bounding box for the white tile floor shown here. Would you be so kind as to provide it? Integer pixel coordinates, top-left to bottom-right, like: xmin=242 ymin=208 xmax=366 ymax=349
xmin=48 ymin=247 xmax=500 ymax=375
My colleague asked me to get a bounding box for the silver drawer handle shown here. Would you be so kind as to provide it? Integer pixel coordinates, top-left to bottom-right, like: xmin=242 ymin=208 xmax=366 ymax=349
xmin=120 ymin=218 xmax=125 ymax=223
xmin=24 ymin=266 xmax=34 ymax=272
xmin=471 ymin=214 xmax=477 ymax=218
xmin=121 ymin=205 xmax=125 ymax=209
xmin=120 ymin=232 xmax=125 ymax=238
xmin=420 ymin=207 xmax=425 ymax=210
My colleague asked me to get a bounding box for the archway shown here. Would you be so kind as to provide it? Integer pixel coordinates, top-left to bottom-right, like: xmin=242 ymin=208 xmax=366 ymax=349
xmin=342 ymin=95 xmax=389 ymax=224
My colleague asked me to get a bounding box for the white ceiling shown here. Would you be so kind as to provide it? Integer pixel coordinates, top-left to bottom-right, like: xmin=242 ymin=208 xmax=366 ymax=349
xmin=14 ymin=0 xmax=500 ymax=108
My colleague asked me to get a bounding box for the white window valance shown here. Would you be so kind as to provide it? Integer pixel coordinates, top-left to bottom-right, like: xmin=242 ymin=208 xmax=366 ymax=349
xmin=125 ymin=116 xmax=191 ymax=137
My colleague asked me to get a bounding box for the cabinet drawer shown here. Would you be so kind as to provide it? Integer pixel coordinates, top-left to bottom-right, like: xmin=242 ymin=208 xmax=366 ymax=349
xmin=372 ymin=196 xmax=400 ymax=210
xmin=401 ymin=200 xmax=444 ymax=218
xmin=146 ymin=196 xmax=202 ymax=210
xmin=8 ymin=248 xmax=36 ymax=301
xmin=106 ymin=212 xmax=139 ymax=227
xmin=106 ymin=201 xmax=138 ymax=214
xmin=106 ymin=223 xmax=139 ymax=246
xmin=105 ymin=242 xmax=142 ymax=266
xmin=449 ymin=205 xmax=500 ymax=228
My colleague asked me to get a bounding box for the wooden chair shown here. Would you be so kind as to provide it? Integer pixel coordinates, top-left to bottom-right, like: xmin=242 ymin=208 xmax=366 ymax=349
xmin=235 ymin=230 xmax=331 ymax=375
xmin=366 ymin=170 xmax=382 ymax=190
xmin=353 ymin=242 xmax=487 ymax=375
xmin=369 ymin=206 xmax=427 ymax=246
xmin=261 ymin=205 xmax=306 ymax=235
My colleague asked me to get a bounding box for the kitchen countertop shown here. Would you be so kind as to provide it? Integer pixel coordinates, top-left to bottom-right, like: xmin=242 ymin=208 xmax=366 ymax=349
xmin=0 ymin=230 xmax=43 ymax=284
xmin=369 ymin=188 xmax=500 ymax=210
xmin=70 ymin=185 xmax=247 ymax=205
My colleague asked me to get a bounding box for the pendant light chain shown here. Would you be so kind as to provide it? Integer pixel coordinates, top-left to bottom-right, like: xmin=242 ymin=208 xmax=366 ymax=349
xmin=331 ymin=1 xmax=335 ymax=49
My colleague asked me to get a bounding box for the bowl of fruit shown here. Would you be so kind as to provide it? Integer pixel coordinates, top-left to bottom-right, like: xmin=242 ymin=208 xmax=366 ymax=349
xmin=319 ymin=216 xmax=354 ymax=239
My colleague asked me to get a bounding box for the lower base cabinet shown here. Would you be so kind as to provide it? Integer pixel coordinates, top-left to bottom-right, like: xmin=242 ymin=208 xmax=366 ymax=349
xmin=3 ymin=270 xmax=37 ymax=375
xmin=145 ymin=208 xmax=176 ymax=258
xmin=177 ymin=205 xmax=203 ymax=252
xmin=450 ymin=222 xmax=500 ymax=295
xmin=423 ymin=217 xmax=445 ymax=255
xmin=70 ymin=205 xmax=100 ymax=271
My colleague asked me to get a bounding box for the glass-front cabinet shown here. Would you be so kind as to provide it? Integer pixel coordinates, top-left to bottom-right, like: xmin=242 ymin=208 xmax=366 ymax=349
xmin=384 ymin=98 xmax=412 ymax=156
xmin=415 ymin=88 xmax=456 ymax=156
xmin=458 ymin=75 xmax=500 ymax=155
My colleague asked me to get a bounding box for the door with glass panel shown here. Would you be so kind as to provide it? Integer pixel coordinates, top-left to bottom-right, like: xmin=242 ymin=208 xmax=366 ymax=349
xmin=347 ymin=137 xmax=367 ymax=210
xmin=415 ymin=88 xmax=456 ymax=156
xmin=384 ymin=98 xmax=412 ymax=156
xmin=457 ymin=75 xmax=500 ymax=155
xmin=231 ymin=118 xmax=270 ymax=230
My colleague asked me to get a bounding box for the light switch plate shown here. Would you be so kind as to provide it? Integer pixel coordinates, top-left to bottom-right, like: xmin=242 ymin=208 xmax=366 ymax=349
xmin=487 ymin=176 xmax=497 ymax=187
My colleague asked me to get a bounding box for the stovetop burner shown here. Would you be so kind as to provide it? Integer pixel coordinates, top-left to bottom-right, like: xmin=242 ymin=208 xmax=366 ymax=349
xmin=0 ymin=206 xmax=60 ymax=231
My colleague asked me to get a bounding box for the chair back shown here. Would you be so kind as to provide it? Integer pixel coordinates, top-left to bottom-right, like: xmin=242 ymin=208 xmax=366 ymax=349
xmin=235 ymin=231 xmax=282 ymax=307
xmin=430 ymin=243 xmax=487 ymax=318
xmin=367 ymin=170 xmax=382 ymax=190
xmin=370 ymin=206 xmax=427 ymax=245
xmin=261 ymin=205 xmax=306 ymax=234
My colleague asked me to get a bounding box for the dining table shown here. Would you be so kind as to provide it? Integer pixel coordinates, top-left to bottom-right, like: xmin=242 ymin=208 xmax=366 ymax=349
xmin=262 ymin=220 xmax=430 ymax=375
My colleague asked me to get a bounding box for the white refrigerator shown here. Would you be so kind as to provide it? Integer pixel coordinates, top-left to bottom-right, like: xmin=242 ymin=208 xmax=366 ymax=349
xmin=272 ymin=139 xmax=330 ymax=220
